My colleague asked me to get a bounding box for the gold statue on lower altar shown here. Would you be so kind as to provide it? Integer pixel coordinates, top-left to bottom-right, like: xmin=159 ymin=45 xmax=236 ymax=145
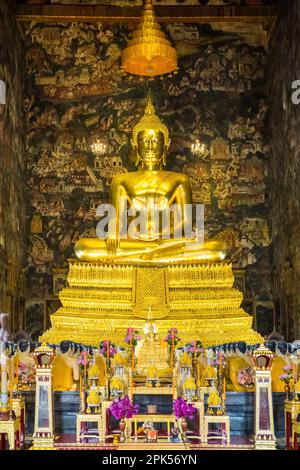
xmin=41 ymin=94 xmax=262 ymax=348
xmin=136 ymin=323 xmax=169 ymax=376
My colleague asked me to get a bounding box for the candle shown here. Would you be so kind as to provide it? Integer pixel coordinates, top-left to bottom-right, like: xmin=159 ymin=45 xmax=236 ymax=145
xmin=15 ymin=362 xmax=19 ymax=391
xmin=9 ymin=380 xmax=13 ymax=408
xmin=171 ymin=330 xmax=175 ymax=369
xmin=129 ymin=330 xmax=134 ymax=370
xmin=1 ymin=353 xmax=8 ymax=410
xmin=129 ymin=369 xmax=133 ymax=400
xmin=84 ymin=351 xmax=87 ymax=380
xmin=292 ymin=362 xmax=297 ymax=384
xmin=167 ymin=421 xmax=170 ymax=440
xmin=134 ymin=419 xmax=137 ymax=438
xmin=79 ymin=374 xmax=83 ymax=412
xmin=197 ymin=364 xmax=200 ymax=386
xmin=172 ymin=374 xmax=176 ymax=400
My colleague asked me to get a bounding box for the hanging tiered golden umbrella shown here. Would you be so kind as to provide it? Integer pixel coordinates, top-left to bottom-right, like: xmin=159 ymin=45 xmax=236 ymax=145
xmin=121 ymin=0 xmax=178 ymax=77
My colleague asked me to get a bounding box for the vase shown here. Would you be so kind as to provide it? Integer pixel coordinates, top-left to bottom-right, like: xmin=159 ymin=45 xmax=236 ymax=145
xmin=284 ymin=383 xmax=290 ymax=400
xmin=119 ymin=419 xmax=126 ymax=443
xmin=180 ymin=417 xmax=188 ymax=442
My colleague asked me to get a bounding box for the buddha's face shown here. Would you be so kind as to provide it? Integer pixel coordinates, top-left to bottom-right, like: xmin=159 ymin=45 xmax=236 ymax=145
xmin=137 ymin=129 xmax=165 ymax=167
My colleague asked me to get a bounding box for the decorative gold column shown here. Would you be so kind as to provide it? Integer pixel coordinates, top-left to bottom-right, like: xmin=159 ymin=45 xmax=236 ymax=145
xmin=252 ymin=345 xmax=276 ymax=450
xmin=30 ymin=344 xmax=56 ymax=450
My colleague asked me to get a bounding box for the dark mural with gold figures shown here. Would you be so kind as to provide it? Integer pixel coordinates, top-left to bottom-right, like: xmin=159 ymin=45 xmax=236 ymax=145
xmin=0 ymin=0 xmax=27 ymax=330
xmin=24 ymin=20 xmax=273 ymax=337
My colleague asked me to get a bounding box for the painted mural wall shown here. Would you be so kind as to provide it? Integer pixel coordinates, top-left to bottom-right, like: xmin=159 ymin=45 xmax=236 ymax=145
xmin=0 ymin=0 xmax=27 ymax=332
xmin=269 ymin=0 xmax=300 ymax=341
xmin=24 ymin=20 xmax=273 ymax=338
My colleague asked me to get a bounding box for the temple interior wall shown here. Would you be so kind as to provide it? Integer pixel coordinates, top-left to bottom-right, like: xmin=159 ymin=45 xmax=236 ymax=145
xmin=269 ymin=0 xmax=300 ymax=340
xmin=2 ymin=0 xmax=300 ymax=343
xmin=22 ymin=18 xmax=273 ymax=339
xmin=0 ymin=0 xmax=27 ymax=333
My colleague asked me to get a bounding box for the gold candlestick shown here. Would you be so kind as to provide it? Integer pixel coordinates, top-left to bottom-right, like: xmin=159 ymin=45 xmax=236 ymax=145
xmin=9 ymin=380 xmax=13 ymax=409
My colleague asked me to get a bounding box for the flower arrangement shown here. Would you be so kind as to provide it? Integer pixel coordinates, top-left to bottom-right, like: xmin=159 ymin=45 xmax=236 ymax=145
xmin=211 ymin=351 xmax=226 ymax=368
xmin=109 ymin=395 xmax=139 ymax=421
xmin=279 ymin=365 xmax=293 ymax=384
xmin=164 ymin=328 xmax=181 ymax=347
xmin=173 ymin=397 xmax=196 ymax=419
xmin=100 ymin=340 xmax=117 ymax=358
xmin=237 ymin=366 xmax=255 ymax=388
xmin=77 ymin=351 xmax=90 ymax=368
xmin=184 ymin=341 xmax=203 ymax=358
xmin=18 ymin=362 xmax=35 ymax=389
xmin=124 ymin=328 xmax=141 ymax=347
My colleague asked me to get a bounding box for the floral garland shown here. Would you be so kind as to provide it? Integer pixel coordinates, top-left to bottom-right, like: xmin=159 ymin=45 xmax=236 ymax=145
xmin=18 ymin=362 xmax=35 ymax=389
xmin=100 ymin=340 xmax=117 ymax=358
xmin=211 ymin=351 xmax=226 ymax=368
xmin=164 ymin=328 xmax=181 ymax=346
xmin=280 ymin=365 xmax=293 ymax=384
xmin=184 ymin=340 xmax=203 ymax=358
xmin=124 ymin=328 xmax=141 ymax=348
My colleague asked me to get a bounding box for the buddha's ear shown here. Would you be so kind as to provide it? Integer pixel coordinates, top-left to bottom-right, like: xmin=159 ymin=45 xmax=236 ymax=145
xmin=162 ymin=142 xmax=169 ymax=166
xmin=131 ymin=139 xmax=139 ymax=166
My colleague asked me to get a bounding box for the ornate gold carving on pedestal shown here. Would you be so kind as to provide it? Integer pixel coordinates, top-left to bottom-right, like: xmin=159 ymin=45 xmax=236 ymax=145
xmin=133 ymin=267 xmax=169 ymax=320
xmin=41 ymin=259 xmax=262 ymax=348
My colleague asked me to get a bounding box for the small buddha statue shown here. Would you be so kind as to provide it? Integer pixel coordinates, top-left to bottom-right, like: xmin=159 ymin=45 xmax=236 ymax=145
xmin=52 ymin=341 xmax=79 ymax=392
xmin=136 ymin=324 xmax=169 ymax=375
xmin=75 ymin=94 xmax=226 ymax=263
xmin=110 ymin=375 xmax=125 ymax=398
xmin=16 ymin=340 xmax=35 ymax=369
xmin=94 ymin=353 xmax=107 ymax=387
xmin=183 ymin=375 xmax=197 ymax=401
xmin=147 ymin=359 xmax=160 ymax=387
xmin=207 ymin=390 xmax=222 ymax=415
xmin=203 ymin=364 xmax=217 ymax=386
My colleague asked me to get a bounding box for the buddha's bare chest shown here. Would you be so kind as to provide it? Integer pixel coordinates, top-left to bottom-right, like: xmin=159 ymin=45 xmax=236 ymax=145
xmin=122 ymin=173 xmax=178 ymax=208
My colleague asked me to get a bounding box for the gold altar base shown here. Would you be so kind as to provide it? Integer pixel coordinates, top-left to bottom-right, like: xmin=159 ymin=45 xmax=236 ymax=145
xmin=41 ymin=259 xmax=262 ymax=347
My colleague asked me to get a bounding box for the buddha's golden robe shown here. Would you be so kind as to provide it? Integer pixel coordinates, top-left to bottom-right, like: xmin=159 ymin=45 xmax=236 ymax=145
xmin=52 ymin=356 xmax=75 ymax=392
xmin=271 ymin=357 xmax=286 ymax=392
xmin=95 ymin=356 xmax=106 ymax=386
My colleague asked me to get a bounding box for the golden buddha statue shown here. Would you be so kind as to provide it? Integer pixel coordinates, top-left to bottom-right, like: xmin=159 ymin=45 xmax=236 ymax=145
xmin=136 ymin=324 xmax=169 ymax=375
xmin=75 ymin=94 xmax=226 ymax=264
xmin=41 ymin=94 xmax=263 ymax=348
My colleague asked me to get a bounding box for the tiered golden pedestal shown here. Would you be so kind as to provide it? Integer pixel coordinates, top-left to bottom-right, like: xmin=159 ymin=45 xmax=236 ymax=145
xmin=42 ymin=259 xmax=262 ymax=347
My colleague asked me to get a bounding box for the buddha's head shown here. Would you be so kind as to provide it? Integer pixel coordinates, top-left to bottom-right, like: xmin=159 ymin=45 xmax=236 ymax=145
xmin=132 ymin=94 xmax=170 ymax=169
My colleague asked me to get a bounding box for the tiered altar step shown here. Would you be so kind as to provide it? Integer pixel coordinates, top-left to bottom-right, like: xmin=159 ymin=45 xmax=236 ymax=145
xmin=42 ymin=260 xmax=262 ymax=347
